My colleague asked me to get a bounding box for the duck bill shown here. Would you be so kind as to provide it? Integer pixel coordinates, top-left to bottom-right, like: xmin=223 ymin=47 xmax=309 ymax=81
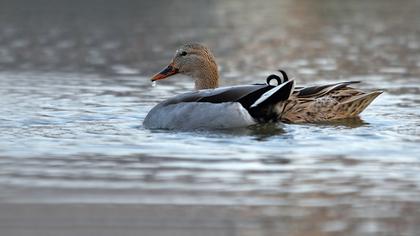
xmin=151 ymin=63 xmax=179 ymax=81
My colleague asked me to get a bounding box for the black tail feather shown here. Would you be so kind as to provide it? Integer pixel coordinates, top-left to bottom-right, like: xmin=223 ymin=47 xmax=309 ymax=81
xmin=242 ymin=80 xmax=295 ymax=122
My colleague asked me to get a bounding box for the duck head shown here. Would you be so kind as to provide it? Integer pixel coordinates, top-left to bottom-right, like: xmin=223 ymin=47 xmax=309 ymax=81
xmin=151 ymin=43 xmax=219 ymax=90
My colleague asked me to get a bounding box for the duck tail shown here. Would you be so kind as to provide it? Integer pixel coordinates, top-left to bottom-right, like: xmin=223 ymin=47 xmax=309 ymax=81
xmin=250 ymin=80 xmax=295 ymax=108
xmin=247 ymin=80 xmax=295 ymax=122
xmin=337 ymin=90 xmax=383 ymax=117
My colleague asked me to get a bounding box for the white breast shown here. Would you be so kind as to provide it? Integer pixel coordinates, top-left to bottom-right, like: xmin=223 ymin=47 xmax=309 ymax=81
xmin=143 ymin=102 xmax=256 ymax=130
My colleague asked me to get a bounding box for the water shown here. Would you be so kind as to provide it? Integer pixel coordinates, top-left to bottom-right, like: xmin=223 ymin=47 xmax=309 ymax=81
xmin=1 ymin=0 xmax=420 ymax=235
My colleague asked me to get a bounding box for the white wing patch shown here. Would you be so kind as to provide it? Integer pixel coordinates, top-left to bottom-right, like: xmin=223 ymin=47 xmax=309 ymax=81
xmin=250 ymin=80 xmax=294 ymax=108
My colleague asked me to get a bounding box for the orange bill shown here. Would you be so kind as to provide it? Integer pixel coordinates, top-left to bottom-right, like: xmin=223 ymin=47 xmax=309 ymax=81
xmin=150 ymin=63 xmax=179 ymax=81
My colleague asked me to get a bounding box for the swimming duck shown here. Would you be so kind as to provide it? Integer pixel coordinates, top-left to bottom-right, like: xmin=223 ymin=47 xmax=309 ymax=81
xmin=143 ymin=43 xmax=382 ymax=129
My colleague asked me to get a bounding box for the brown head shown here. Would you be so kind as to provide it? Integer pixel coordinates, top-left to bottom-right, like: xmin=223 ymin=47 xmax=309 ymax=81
xmin=151 ymin=43 xmax=219 ymax=90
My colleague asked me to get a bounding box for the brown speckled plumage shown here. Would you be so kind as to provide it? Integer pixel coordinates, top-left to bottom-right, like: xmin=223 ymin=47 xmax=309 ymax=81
xmin=277 ymin=84 xmax=383 ymax=123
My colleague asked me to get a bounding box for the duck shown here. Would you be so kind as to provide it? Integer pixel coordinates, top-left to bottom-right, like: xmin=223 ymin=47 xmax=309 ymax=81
xmin=143 ymin=43 xmax=382 ymax=130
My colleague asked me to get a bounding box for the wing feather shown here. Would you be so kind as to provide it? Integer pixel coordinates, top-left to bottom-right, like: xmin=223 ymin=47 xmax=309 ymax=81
xmin=295 ymin=81 xmax=361 ymax=98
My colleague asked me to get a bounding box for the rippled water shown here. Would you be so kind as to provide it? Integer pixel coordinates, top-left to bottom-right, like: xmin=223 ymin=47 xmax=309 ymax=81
xmin=1 ymin=0 xmax=420 ymax=235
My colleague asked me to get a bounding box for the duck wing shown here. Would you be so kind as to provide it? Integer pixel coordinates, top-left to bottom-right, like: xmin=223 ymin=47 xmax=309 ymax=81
xmin=161 ymin=82 xmax=293 ymax=107
xmin=294 ymin=81 xmax=361 ymax=98
xmin=159 ymin=85 xmax=267 ymax=106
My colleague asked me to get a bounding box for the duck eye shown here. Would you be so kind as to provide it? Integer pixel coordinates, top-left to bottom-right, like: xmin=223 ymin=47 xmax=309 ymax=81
xmin=180 ymin=51 xmax=187 ymax=56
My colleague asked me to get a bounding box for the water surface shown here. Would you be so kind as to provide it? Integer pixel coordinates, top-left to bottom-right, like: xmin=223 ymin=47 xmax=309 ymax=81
xmin=1 ymin=0 xmax=420 ymax=235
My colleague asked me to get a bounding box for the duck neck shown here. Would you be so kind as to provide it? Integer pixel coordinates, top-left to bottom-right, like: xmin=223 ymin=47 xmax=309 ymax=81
xmin=193 ymin=65 xmax=219 ymax=90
